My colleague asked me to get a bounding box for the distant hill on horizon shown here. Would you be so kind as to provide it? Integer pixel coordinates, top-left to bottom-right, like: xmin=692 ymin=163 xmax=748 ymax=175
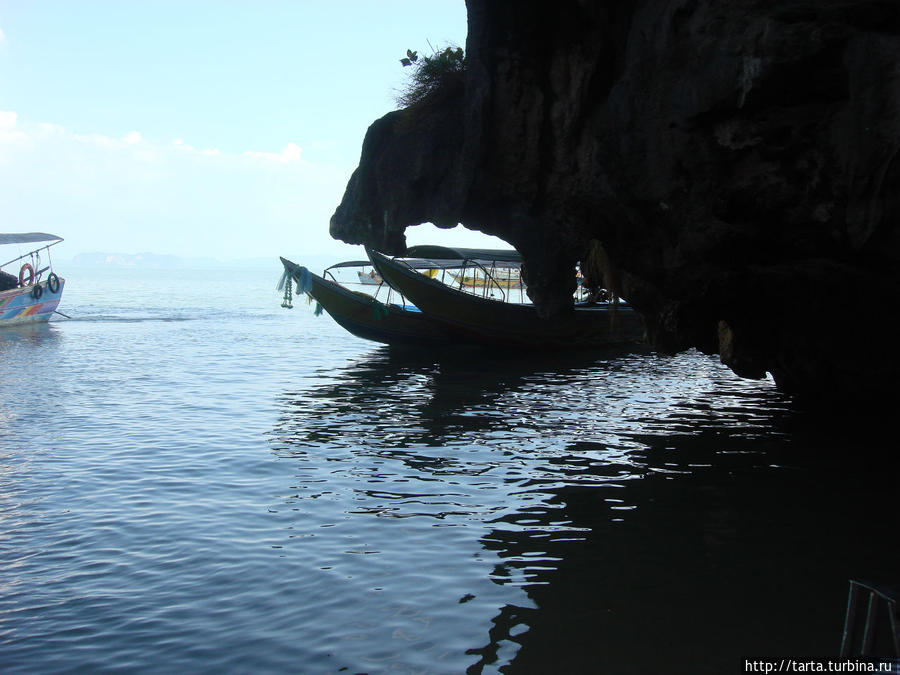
xmin=72 ymin=252 xmax=186 ymax=268
xmin=70 ymin=251 xmax=282 ymax=269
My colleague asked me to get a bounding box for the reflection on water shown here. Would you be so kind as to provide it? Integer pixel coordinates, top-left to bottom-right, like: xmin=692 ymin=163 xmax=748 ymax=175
xmin=0 ymin=321 xmax=61 ymax=348
xmin=270 ymin=347 xmax=897 ymax=673
xmin=3 ymin=302 xmax=894 ymax=675
xmin=0 ymin=323 xmax=63 ymax=434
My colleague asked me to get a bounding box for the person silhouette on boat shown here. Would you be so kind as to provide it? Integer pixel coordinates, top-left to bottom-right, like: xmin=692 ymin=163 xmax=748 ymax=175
xmin=0 ymin=269 xmax=19 ymax=292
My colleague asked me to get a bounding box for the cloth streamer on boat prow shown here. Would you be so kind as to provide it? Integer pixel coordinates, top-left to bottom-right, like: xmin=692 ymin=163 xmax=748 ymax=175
xmin=295 ymin=267 xmax=313 ymax=294
xmin=276 ymin=263 xmax=313 ymax=295
xmin=276 ymin=268 xmax=290 ymax=292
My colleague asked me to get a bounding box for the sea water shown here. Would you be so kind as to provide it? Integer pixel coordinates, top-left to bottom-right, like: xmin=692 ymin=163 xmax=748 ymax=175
xmin=0 ymin=263 xmax=896 ymax=674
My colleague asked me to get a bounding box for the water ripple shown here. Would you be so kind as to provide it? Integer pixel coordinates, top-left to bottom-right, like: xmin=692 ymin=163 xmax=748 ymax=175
xmin=2 ymin=285 xmax=896 ymax=674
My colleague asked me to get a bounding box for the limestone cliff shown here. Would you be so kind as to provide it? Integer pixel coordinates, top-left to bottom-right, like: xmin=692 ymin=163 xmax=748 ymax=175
xmin=330 ymin=0 xmax=900 ymax=402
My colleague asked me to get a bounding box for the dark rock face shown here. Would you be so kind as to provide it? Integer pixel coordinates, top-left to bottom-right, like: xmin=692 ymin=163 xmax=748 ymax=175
xmin=330 ymin=0 xmax=900 ymax=402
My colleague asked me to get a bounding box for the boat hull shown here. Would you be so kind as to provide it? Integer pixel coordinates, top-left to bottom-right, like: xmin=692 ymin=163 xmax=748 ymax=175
xmin=281 ymin=258 xmax=449 ymax=347
xmin=368 ymin=250 xmax=645 ymax=349
xmin=0 ymin=277 xmax=65 ymax=326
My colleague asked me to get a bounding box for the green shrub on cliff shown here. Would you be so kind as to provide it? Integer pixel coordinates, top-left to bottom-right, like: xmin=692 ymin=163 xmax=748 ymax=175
xmin=396 ymin=44 xmax=465 ymax=107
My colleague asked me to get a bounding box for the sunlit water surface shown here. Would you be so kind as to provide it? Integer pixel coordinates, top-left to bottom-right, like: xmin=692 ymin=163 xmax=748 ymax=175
xmin=1 ymin=264 xmax=895 ymax=673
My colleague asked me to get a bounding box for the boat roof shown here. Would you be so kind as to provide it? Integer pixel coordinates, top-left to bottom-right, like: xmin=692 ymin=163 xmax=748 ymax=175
xmin=0 ymin=232 xmax=64 ymax=245
xmin=329 ymin=258 xmax=513 ymax=272
xmin=326 ymin=260 xmax=375 ymax=270
xmin=328 ymin=246 xmax=524 ymax=273
xmin=404 ymin=245 xmax=521 ymax=264
xmin=346 ymin=245 xmax=523 ymax=272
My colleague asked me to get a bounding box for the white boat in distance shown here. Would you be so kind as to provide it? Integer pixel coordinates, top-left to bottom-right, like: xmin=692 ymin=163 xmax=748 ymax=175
xmin=356 ymin=268 xmax=383 ymax=285
xmin=0 ymin=233 xmax=66 ymax=326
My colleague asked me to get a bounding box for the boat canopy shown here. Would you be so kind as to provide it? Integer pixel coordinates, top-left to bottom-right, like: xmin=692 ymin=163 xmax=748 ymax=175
xmin=330 ymin=246 xmax=524 ymax=273
xmin=326 ymin=260 xmax=375 ymax=270
xmin=355 ymin=245 xmax=522 ymax=272
xmin=0 ymin=233 xmax=64 ymax=246
xmin=404 ymin=245 xmax=521 ymax=264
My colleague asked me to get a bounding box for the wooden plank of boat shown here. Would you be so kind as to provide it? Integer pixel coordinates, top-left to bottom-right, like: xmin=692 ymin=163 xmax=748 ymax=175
xmin=367 ymin=248 xmax=645 ymax=349
xmin=279 ymin=256 xmax=450 ymax=347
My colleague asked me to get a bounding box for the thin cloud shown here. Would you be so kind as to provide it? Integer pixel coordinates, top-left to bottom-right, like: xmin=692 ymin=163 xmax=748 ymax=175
xmin=0 ymin=113 xmax=304 ymax=166
xmin=0 ymin=110 xmax=18 ymax=129
xmin=0 ymin=110 xmax=27 ymax=143
xmin=243 ymin=142 xmax=303 ymax=163
xmin=0 ymin=110 xmax=353 ymax=259
xmin=172 ymin=138 xmax=223 ymax=157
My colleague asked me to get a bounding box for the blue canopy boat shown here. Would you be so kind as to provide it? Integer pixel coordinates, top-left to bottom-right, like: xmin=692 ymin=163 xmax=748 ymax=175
xmin=0 ymin=233 xmax=66 ymax=326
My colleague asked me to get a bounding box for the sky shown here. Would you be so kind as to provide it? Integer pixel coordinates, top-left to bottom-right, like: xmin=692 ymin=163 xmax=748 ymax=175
xmin=0 ymin=0 xmax=505 ymax=263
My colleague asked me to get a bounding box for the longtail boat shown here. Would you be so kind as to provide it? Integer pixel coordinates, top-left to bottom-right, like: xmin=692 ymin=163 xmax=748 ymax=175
xmin=366 ymin=247 xmax=645 ymax=350
xmin=278 ymin=256 xmax=449 ymax=346
xmin=0 ymin=233 xmax=66 ymax=326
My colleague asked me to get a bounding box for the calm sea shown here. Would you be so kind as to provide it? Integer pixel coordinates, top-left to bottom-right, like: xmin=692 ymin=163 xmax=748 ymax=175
xmin=1 ymin=263 xmax=896 ymax=674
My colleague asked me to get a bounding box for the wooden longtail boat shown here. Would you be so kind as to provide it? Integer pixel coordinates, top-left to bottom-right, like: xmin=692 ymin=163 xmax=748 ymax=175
xmin=278 ymin=256 xmax=449 ymax=346
xmin=367 ymin=247 xmax=645 ymax=350
xmin=0 ymin=233 xmax=66 ymax=327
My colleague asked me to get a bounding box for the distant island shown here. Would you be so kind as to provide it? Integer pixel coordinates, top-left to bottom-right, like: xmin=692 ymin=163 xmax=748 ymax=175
xmin=70 ymin=252 xmax=276 ymax=269
xmin=72 ymin=252 xmax=187 ymax=268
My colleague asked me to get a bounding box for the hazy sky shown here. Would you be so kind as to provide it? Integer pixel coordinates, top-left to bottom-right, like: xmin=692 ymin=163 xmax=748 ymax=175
xmin=0 ymin=0 xmax=504 ymax=262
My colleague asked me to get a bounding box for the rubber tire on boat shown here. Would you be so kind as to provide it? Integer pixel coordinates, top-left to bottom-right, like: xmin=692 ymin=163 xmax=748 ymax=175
xmin=32 ymin=284 xmax=43 ymax=300
xmin=19 ymin=263 xmax=34 ymax=287
xmin=47 ymin=273 xmax=60 ymax=294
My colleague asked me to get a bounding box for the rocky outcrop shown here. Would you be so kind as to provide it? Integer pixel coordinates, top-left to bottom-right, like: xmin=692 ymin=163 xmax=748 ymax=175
xmin=330 ymin=0 xmax=900 ymax=402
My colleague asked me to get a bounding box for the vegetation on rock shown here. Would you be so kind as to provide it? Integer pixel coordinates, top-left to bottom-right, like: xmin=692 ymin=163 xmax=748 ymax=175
xmin=396 ymin=44 xmax=465 ymax=107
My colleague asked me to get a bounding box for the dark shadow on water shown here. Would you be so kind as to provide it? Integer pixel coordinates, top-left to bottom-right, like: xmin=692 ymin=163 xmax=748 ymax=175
xmin=469 ymin=425 xmax=898 ymax=673
xmin=271 ymin=346 xmax=899 ymax=673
